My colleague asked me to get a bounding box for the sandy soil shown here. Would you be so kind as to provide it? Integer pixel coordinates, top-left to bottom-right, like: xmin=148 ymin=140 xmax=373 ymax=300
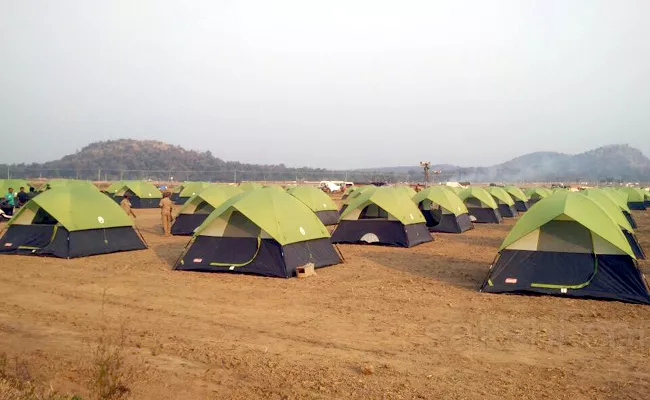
xmin=0 ymin=201 xmax=649 ymax=399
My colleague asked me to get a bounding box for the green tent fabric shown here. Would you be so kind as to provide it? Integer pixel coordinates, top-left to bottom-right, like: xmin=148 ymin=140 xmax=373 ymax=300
xmin=105 ymin=181 xmax=140 ymax=194
xmin=486 ymin=187 xmax=516 ymax=206
xmin=603 ymin=187 xmax=628 ymax=203
xmin=500 ymin=191 xmax=635 ymax=257
xmin=287 ymin=186 xmax=337 ymax=212
xmin=393 ymin=185 xmax=417 ymax=199
xmin=115 ymin=182 xmax=162 ymax=199
xmin=195 ymin=189 xmax=330 ymax=246
xmin=177 ymin=185 xmax=243 ymax=215
xmin=239 ymin=182 xmax=263 ymax=191
xmin=619 ymin=187 xmax=646 ymax=203
xmin=458 ymin=187 xmax=499 ymax=209
xmin=504 ymin=186 xmax=529 ymax=202
xmin=342 ymin=185 xmax=372 ymax=205
xmin=447 ymin=186 xmax=464 ymax=195
xmin=179 ymin=182 xmax=211 ymax=198
xmin=412 ymin=186 xmax=468 ymax=216
xmin=340 ymin=186 xmax=426 ymax=225
xmin=343 ymin=186 xmax=357 ymax=196
xmin=582 ymin=189 xmax=634 ymax=233
xmin=588 ymin=188 xmax=631 ymax=213
xmin=9 ymin=185 xmax=135 ymax=231
xmin=524 ymin=187 xmax=551 ymax=200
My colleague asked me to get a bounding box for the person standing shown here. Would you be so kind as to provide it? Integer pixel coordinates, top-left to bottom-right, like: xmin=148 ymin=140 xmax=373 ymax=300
xmin=159 ymin=192 xmax=174 ymax=236
xmin=16 ymin=187 xmax=29 ymax=208
xmin=120 ymin=194 xmax=137 ymax=219
xmin=3 ymin=187 xmax=15 ymax=216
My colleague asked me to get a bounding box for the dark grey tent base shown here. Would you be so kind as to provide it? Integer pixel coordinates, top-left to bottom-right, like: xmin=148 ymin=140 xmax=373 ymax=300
xmin=481 ymin=250 xmax=650 ymax=305
xmin=114 ymin=195 xmax=160 ymax=209
xmin=171 ymin=214 xmax=209 ymax=235
xmin=514 ymin=200 xmax=529 ymax=212
xmin=624 ymin=212 xmax=638 ymax=229
xmin=624 ymin=231 xmax=646 ymax=260
xmin=498 ymin=204 xmax=518 ymax=218
xmin=468 ymin=208 xmax=503 ymax=224
xmin=176 ymin=196 xmax=191 ymax=205
xmin=628 ymin=202 xmax=646 ymax=210
xmin=0 ymin=225 xmax=147 ymax=258
xmin=174 ymin=237 xmax=341 ymax=278
xmin=420 ymin=208 xmax=473 ymax=233
xmin=315 ymin=210 xmax=339 ymax=226
xmin=331 ymin=220 xmax=432 ymax=247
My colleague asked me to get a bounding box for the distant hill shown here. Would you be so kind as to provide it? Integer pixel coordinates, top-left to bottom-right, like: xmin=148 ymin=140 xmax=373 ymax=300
xmin=2 ymin=139 xmax=332 ymax=182
xmin=365 ymin=145 xmax=650 ymax=183
xmin=2 ymin=140 xmax=649 ymax=183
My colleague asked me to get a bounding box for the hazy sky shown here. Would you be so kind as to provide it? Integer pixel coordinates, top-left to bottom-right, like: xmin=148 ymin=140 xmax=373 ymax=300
xmin=2 ymin=1 xmax=650 ymax=169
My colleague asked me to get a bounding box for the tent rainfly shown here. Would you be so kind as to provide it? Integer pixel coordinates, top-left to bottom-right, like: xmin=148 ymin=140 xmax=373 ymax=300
xmin=486 ymin=187 xmax=518 ymax=218
xmin=504 ymin=186 xmax=530 ymax=212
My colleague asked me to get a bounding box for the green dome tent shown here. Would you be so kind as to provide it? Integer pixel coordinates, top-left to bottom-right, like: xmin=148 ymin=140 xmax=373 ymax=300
xmin=504 ymin=186 xmax=530 ymax=212
xmin=0 ymin=186 xmax=146 ymax=258
xmin=287 ymin=186 xmax=339 ymax=226
xmin=172 ymin=182 xmax=212 ymax=205
xmin=458 ymin=187 xmax=502 ymax=224
xmin=524 ymin=188 xmax=551 ymax=205
xmin=239 ymin=182 xmax=263 ymax=191
xmin=583 ymin=189 xmax=644 ymax=259
xmin=619 ymin=187 xmax=647 ymax=210
xmin=171 ymin=185 xmax=243 ymax=235
xmin=589 ymin=188 xmax=637 ymax=229
xmin=113 ymin=182 xmax=162 ymax=208
xmin=174 ymin=189 xmax=341 ymax=278
xmin=486 ymin=187 xmax=518 ymax=218
xmin=412 ymin=186 xmax=473 ymax=233
xmin=480 ymin=191 xmax=650 ymax=304
xmin=331 ymin=186 xmax=432 ymax=247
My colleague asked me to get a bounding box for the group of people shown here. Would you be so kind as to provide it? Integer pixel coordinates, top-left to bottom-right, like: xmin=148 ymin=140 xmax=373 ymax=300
xmin=1 ymin=187 xmax=34 ymax=218
xmin=119 ymin=192 xmax=175 ymax=236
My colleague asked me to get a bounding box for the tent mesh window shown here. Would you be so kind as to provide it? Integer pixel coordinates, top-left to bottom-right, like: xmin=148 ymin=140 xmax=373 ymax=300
xmin=359 ymin=204 xmax=389 ymax=219
xmin=223 ymin=211 xmax=261 ymax=238
xmin=537 ymin=221 xmax=593 ymax=253
xmin=195 ymin=201 xmax=215 ymax=214
xmin=33 ymin=208 xmax=58 ymax=225
xmin=465 ymin=197 xmax=483 ymax=208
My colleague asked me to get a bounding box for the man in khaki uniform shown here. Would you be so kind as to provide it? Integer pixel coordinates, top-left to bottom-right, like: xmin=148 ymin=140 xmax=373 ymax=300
xmin=159 ymin=192 xmax=174 ymax=236
xmin=120 ymin=194 xmax=137 ymax=219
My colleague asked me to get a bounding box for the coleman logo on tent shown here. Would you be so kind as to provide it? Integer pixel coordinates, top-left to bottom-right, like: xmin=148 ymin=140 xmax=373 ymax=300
xmin=4 ymin=243 xmax=12 ymax=247
xmin=193 ymin=258 xmax=203 ymax=263
xmin=505 ymin=278 xmax=517 ymax=284
xmin=299 ymin=227 xmax=306 ymax=235
xmin=97 ymin=216 xmax=105 ymax=224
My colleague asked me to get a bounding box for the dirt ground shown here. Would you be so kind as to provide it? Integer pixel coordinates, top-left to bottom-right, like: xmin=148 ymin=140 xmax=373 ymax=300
xmin=0 ymin=198 xmax=649 ymax=399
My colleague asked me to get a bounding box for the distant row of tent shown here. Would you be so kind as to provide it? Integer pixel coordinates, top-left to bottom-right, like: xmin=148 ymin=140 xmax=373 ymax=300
xmin=1 ymin=179 xmax=649 ymax=304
